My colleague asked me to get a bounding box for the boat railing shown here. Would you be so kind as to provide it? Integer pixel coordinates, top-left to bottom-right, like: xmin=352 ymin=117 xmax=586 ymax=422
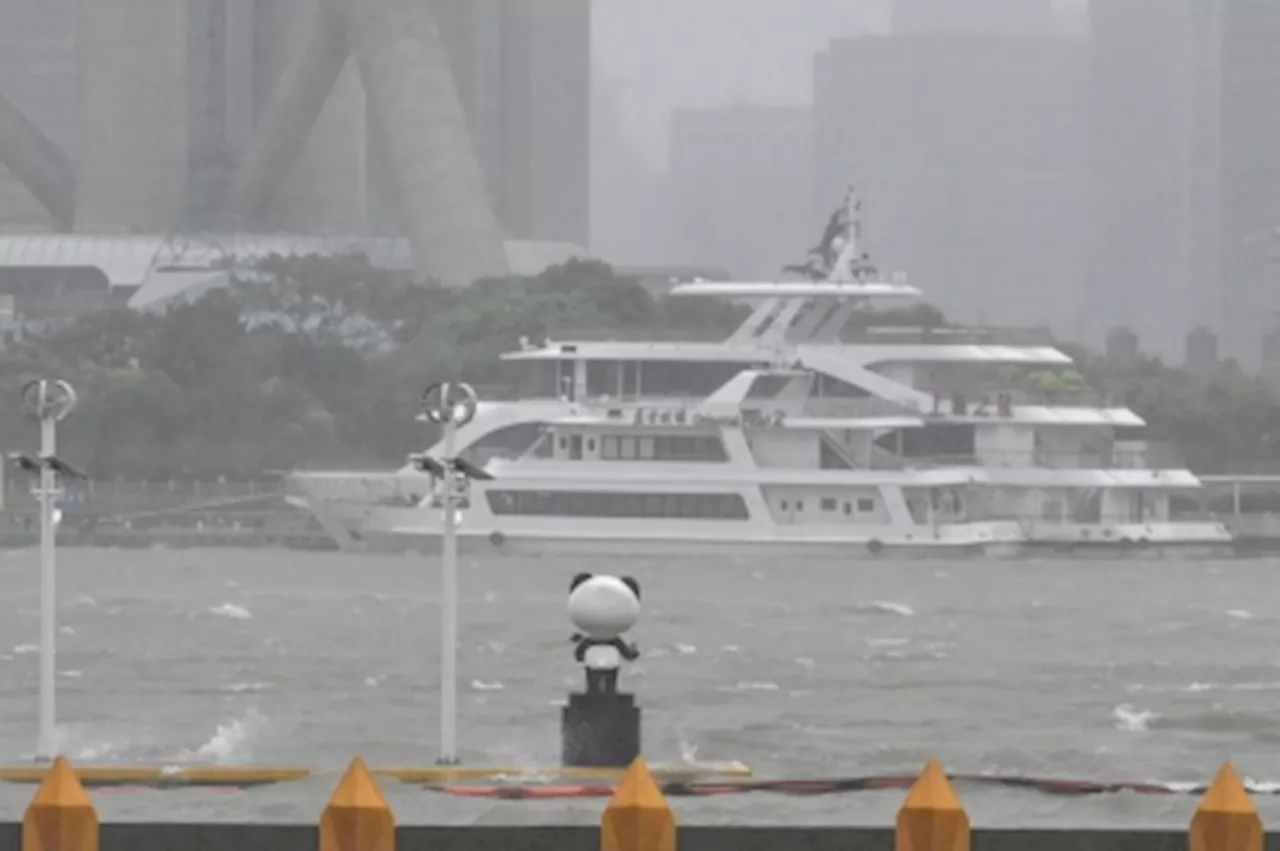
xmin=801 ymin=397 xmax=921 ymax=419
xmin=843 ymin=326 xmax=1059 ymax=346
xmin=914 ymin=387 xmax=1112 ymax=409
xmin=868 ymin=446 xmax=1186 ymax=470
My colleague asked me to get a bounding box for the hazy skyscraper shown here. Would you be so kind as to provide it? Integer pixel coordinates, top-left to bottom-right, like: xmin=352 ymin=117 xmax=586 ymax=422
xmin=892 ymin=0 xmax=1054 ymax=36
xmin=419 ymin=0 xmax=590 ymax=246
xmin=1219 ymin=0 xmax=1280 ymax=362
xmin=0 ymin=0 xmax=77 ymax=231
xmin=1089 ymin=0 xmax=1280 ymax=361
xmin=815 ymin=32 xmax=1087 ymax=329
xmin=668 ymin=106 xmax=812 ymax=278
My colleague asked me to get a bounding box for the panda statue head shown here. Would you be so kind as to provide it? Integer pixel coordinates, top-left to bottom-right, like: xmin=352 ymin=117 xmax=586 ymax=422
xmin=568 ymin=573 xmax=640 ymax=639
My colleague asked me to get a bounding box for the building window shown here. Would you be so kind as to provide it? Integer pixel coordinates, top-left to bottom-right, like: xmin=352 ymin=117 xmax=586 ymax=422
xmin=586 ymin=439 xmax=596 ymax=452
xmin=843 ymin=502 xmax=852 ymax=516
xmin=857 ymin=498 xmax=876 ymax=513
xmin=602 ymin=436 xmax=619 ymax=459
xmin=821 ymin=498 xmax=838 ymax=512
xmin=485 ymin=490 xmax=750 ymax=520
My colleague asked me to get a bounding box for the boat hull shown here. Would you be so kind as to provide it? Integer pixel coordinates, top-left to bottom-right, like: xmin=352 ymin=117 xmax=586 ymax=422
xmin=292 ymin=494 xmax=1235 ymax=561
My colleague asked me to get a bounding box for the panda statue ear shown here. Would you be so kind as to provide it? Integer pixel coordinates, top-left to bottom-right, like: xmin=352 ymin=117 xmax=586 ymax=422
xmin=621 ymin=576 xmax=640 ymax=601
xmin=570 ymin=572 xmax=593 ymax=593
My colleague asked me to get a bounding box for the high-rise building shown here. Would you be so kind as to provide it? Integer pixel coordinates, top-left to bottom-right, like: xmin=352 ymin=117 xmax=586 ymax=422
xmin=1220 ymin=0 xmax=1280 ymax=361
xmin=814 ymin=32 xmax=1087 ymax=330
xmin=667 ymin=106 xmax=812 ymax=278
xmin=2 ymin=0 xmax=589 ymax=257
xmin=1185 ymin=325 xmax=1219 ymax=377
xmin=0 ymin=0 xmax=77 ymax=231
xmin=391 ymin=0 xmax=591 ymax=246
xmin=1089 ymin=0 xmax=1280 ymax=362
xmin=1087 ymin=0 xmax=1218 ymax=356
xmin=891 ymin=0 xmax=1054 ymax=36
xmin=251 ymin=0 xmax=369 ymax=235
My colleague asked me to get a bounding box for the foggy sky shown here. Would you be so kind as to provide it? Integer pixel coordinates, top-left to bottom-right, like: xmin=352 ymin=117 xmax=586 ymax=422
xmin=593 ymin=0 xmax=1087 ymax=169
xmin=593 ymin=0 xmax=888 ymax=168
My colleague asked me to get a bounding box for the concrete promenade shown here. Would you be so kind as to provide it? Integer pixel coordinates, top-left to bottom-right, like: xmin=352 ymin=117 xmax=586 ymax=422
xmin=0 ymin=755 xmax=1267 ymax=851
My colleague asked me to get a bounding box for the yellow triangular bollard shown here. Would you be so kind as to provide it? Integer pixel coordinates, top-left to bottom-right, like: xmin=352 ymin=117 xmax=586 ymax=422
xmin=602 ymin=757 xmax=676 ymax=851
xmin=895 ymin=760 xmax=970 ymax=851
xmin=320 ymin=758 xmax=395 ymax=851
xmin=1190 ymin=762 xmax=1263 ymax=851
xmin=22 ymin=756 xmax=99 ymax=851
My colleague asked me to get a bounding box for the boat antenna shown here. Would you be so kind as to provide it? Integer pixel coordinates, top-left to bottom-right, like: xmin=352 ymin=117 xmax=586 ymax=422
xmin=826 ymin=187 xmax=863 ymax=283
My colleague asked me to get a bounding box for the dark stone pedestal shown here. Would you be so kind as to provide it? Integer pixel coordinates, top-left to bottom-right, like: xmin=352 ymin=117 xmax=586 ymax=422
xmin=561 ymin=691 xmax=641 ymax=768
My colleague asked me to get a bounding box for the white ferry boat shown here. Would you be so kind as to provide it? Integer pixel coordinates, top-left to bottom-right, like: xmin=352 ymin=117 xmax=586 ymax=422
xmin=286 ymin=193 xmax=1232 ymax=558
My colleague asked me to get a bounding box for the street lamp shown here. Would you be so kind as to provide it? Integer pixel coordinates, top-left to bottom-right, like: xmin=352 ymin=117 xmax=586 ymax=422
xmin=13 ymin=379 xmax=85 ymax=762
xmin=414 ymin=382 xmax=482 ymax=766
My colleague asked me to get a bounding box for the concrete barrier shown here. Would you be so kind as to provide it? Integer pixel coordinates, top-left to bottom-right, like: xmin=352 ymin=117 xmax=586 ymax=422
xmin=1 ymin=757 xmax=1274 ymax=851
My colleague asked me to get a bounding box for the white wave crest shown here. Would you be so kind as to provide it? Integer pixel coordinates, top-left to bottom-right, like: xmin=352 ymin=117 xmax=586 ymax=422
xmin=1114 ymin=703 xmax=1158 ymax=732
xmin=207 ymin=603 xmax=251 ymax=620
xmin=180 ymin=709 xmax=265 ymax=763
xmin=862 ymin=601 xmax=915 ymax=617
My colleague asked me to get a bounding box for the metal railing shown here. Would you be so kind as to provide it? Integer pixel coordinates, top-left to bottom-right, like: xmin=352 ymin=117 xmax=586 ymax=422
xmin=842 ymin=326 xmax=1059 ymax=346
xmin=856 ymin=447 xmax=1186 ymax=471
xmin=1 ymin=480 xmax=285 ymax=515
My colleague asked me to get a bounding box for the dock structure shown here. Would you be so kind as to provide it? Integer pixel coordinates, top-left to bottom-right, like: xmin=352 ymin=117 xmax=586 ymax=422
xmin=0 ymin=757 xmax=1267 ymax=851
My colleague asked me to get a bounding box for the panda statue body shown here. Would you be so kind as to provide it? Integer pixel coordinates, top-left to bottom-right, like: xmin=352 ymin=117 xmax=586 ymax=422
xmin=561 ymin=572 xmax=643 ymax=767
xmin=568 ymin=572 xmax=640 ymax=695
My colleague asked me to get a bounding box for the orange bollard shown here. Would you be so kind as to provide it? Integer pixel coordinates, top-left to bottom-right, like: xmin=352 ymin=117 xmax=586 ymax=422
xmin=895 ymin=759 xmax=969 ymax=851
xmin=1190 ymin=763 xmax=1263 ymax=851
xmin=601 ymin=757 xmax=676 ymax=851
xmin=22 ymin=756 xmax=98 ymax=851
xmin=319 ymin=758 xmax=395 ymax=851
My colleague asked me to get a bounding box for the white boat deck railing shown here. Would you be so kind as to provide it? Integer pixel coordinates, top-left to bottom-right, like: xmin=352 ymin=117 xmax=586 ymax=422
xmin=843 ymin=326 xmax=1058 ymax=346
xmin=871 ymin=446 xmax=1185 ymax=471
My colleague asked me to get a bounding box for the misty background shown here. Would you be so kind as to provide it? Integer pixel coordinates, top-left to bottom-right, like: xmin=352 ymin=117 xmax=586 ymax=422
xmin=0 ymin=0 xmax=1275 ymax=365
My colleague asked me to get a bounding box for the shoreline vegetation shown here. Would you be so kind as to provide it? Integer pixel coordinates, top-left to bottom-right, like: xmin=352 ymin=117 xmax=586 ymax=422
xmin=0 ymin=254 xmax=1277 ymax=485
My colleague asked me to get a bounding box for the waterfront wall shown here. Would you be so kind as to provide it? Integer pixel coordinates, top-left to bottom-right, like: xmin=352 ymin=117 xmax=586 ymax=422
xmin=2 ymin=824 xmax=1265 ymax=851
xmin=1 ymin=756 xmax=1266 ymax=851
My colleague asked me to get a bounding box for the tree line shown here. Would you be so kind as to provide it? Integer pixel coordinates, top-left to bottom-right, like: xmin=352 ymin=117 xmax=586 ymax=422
xmin=0 ymin=254 xmax=1275 ymax=479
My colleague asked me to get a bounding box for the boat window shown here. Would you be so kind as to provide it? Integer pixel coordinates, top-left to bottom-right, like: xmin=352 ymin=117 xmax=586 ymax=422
xmin=638 ymin=361 xmax=747 ymax=397
xmin=557 ymin=436 xmax=568 ymax=451
xmin=518 ymin=362 xmax=559 ymax=398
xmin=814 ymin=374 xmax=871 ymax=398
xmin=458 ymin=423 xmax=548 ymax=465
xmin=796 ymin=501 xmax=805 ymax=512
xmin=586 ymin=438 xmax=596 ymax=453
xmin=843 ymin=502 xmax=852 ymax=516
xmin=781 ymin=500 xmax=789 ymax=511
xmin=857 ymin=497 xmax=876 ymax=513
xmin=821 ymin=498 xmax=838 ymax=512
xmin=587 ymin=360 xmax=621 ymax=398
xmin=593 ymin=434 xmax=728 ymax=462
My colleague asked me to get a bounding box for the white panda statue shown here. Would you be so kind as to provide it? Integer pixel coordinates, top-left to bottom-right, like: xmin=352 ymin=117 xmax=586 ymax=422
xmin=568 ymin=572 xmax=641 ymax=695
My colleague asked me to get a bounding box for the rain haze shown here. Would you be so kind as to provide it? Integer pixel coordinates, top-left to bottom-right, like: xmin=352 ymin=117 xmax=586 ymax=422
xmin=2 ymin=0 xmax=1280 ymax=834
